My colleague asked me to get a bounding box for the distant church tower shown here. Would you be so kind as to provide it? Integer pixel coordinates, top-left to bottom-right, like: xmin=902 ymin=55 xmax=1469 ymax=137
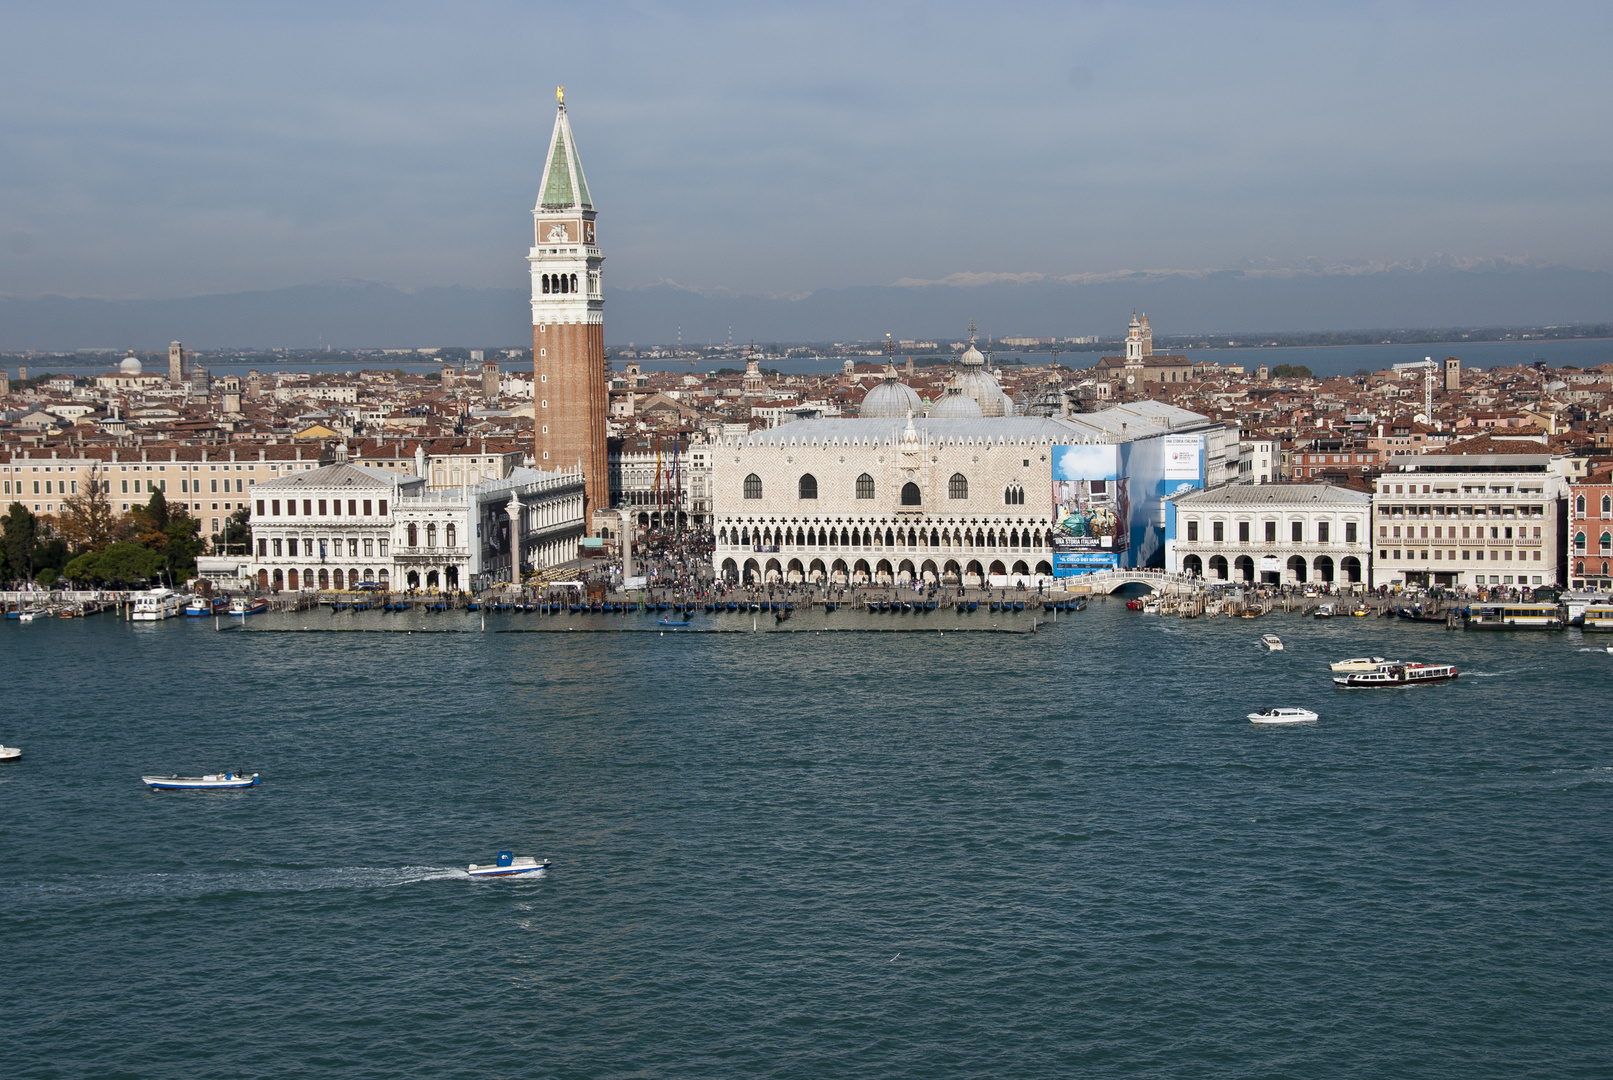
xmin=529 ymin=87 xmax=608 ymax=530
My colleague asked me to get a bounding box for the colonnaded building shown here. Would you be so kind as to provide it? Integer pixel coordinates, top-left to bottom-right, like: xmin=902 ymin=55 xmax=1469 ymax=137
xmin=709 ymin=345 xmax=1237 ymax=585
xmin=243 ymin=446 xmax=586 ymax=593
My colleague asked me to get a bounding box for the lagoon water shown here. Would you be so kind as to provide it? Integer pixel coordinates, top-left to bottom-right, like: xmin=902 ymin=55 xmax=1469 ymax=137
xmin=2 ymin=603 xmax=1609 ymax=1078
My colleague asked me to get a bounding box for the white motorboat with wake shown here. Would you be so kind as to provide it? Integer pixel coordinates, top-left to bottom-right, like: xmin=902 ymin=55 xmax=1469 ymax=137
xmin=1260 ymin=634 xmax=1284 ymax=651
xmin=1330 ymin=656 xmax=1390 ymax=673
xmin=468 ymin=852 xmax=551 ymax=878
xmin=1248 ymin=708 xmax=1319 ymax=725
xmin=0 ymin=744 xmax=20 ymax=761
xmin=142 ymin=771 xmax=259 ymax=790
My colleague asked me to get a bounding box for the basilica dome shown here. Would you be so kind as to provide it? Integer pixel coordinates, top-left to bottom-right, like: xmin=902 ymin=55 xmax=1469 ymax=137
xmin=859 ymin=366 xmax=924 ymax=418
xmin=119 ymin=355 xmax=143 ymax=374
xmin=927 ymin=384 xmax=984 ymax=419
xmin=951 ymin=341 xmax=1013 ymax=417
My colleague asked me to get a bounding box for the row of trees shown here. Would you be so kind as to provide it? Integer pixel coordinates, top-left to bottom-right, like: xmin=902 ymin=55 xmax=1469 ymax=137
xmin=1 ymin=481 xmax=243 ymax=588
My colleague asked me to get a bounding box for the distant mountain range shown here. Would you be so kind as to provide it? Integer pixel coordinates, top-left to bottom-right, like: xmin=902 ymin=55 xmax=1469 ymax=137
xmin=3 ymin=262 xmax=1611 ymax=351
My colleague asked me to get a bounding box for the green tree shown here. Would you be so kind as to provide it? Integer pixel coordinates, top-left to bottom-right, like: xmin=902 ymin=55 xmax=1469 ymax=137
xmin=144 ymin=489 xmax=170 ymax=531
xmin=62 ymin=541 xmax=164 ymax=586
xmin=3 ymin=502 xmax=39 ymax=582
xmin=55 ymin=469 xmax=124 ymax=553
xmin=159 ymin=514 xmax=205 ymax=582
xmin=215 ymin=506 xmax=252 ymax=555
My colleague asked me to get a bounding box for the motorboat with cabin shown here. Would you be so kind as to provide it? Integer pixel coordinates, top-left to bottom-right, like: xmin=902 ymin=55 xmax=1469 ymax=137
xmin=142 ymin=771 xmax=259 ymax=790
xmin=1333 ymin=662 xmax=1458 ymax=688
xmin=229 ymin=598 xmax=269 ymax=616
xmin=1260 ymin=634 xmax=1284 ymax=651
xmin=1329 ymin=656 xmax=1391 ymax=673
xmin=132 ymin=589 xmax=182 ymax=621
xmin=0 ymin=744 xmax=20 ymax=762
xmin=467 ymin=852 xmax=551 ymax=878
xmin=1248 ymin=708 xmax=1319 ymax=725
xmin=185 ymin=596 xmax=228 ymax=616
xmin=1312 ymin=603 xmax=1336 ymax=618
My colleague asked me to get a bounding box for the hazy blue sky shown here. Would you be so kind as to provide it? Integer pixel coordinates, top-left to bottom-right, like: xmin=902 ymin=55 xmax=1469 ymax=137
xmin=3 ymin=1 xmax=1611 ymax=301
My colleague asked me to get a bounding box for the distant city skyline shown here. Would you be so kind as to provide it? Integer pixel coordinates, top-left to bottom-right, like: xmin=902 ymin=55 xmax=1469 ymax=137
xmin=3 ymin=2 xmax=1613 ymax=308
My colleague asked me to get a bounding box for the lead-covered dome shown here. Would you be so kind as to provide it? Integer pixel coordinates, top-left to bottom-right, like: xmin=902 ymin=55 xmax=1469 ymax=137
xmin=119 ymin=355 xmax=143 ymax=374
xmin=859 ymin=366 xmax=924 ymax=418
xmin=928 ymin=385 xmax=984 ymax=418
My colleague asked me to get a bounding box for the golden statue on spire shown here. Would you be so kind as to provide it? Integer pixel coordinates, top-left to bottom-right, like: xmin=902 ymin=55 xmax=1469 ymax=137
xmin=556 ymin=86 xmax=565 ymax=105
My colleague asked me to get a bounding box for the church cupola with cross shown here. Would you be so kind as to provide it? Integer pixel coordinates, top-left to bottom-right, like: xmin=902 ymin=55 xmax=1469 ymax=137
xmin=528 ymin=86 xmax=608 ymax=528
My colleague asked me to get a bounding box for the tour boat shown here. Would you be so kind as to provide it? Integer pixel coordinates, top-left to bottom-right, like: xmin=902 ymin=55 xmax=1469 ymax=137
xmin=229 ymin=598 xmax=269 ymax=616
xmin=1332 ymin=662 xmax=1458 ymax=688
xmin=142 ymin=771 xmax=260 ymax=790
xmin=1248 ymin=708 xmax=1319 ymax=725
xmin=132 ymin=588 xmax=181 ymax=621
xmin=1581 ymin=604 xmax=1613 ymax=631
xmin=467 ymin=852 xmax=551 ymax=878
xmin=0 ymin=744 xmax=21 ymax=762
xmin=1260 ymin=634 xmax=1284 ymax=651
xmin=1329 ymin=656 xmax=1390 ymax=673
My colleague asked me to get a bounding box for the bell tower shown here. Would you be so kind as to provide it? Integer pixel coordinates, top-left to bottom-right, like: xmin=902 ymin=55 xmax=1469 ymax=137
xmin=529 ymin=86 xmax=608 ymax=530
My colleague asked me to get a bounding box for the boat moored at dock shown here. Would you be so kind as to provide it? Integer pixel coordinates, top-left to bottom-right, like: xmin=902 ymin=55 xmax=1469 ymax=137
xmin=1333 ymin=662 xmax=1458 ymax=688
xmin=1463 ymin=602 xmax=1565 ymax=631
xmin=132 ymin=589 xmax=182 ymax=621
xmin=229 ymin=598 xmax=269 ymax=617
xmin=142 ymin=771 xmax=259 ymax=790
xmin=468 ymin=852 xmax=550 ymax=878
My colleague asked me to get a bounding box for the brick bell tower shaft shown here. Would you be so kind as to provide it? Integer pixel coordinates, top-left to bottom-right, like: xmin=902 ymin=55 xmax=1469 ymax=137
xmin=529 ymin=86 xmax=609 ymax=533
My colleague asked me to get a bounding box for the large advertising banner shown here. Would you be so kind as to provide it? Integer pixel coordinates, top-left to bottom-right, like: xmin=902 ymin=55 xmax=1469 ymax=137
xmin=1051 ymin=445 xmax=1128 ymax=575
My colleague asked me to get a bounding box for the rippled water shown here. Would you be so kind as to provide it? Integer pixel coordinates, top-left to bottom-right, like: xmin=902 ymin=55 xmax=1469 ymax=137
xmin=2 ymin=603 xmax=1609 ymax=1078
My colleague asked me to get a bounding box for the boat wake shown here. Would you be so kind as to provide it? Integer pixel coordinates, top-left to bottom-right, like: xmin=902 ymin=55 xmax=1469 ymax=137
xmin=21 ymin=865 xmax=468 ymax=901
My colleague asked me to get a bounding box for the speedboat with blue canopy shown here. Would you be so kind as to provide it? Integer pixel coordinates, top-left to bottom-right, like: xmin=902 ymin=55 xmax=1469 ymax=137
xmin=468 ymin=852 xmax=551 ymax=878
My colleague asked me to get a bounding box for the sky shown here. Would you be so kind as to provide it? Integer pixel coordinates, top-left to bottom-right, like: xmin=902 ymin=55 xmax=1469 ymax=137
xmin=3 ymin=1 xmax=1612 ymax=303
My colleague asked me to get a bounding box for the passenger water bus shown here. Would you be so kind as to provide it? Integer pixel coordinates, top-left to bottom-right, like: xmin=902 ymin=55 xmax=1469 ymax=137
xmin=1579 ymin=604 xmax=1613 ymax=632
xmin=132 ymin=588 xmax=182 ymax=621
xmin=1462 ymin=602 xmax=1565 ymax=631
xmin=1333 ymin=662 xmax=1459 ymax=688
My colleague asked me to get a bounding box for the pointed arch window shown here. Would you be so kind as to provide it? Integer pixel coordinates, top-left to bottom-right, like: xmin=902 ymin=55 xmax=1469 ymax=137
xmin=1577 ymin=495 xmax=1586 ymax=514
xmin=1604 ymin=495 xmax=1611 ymax=517
xmin=799 ymin=474 xmax=818 ymax=499
xmin=902 ymin=482 xmax=922 ymax=506
xmin=744 ymin=474 xmax=762 ymax=499
xmin=948 ymin=473 xmax=968 ymax=499
xmin=1575 ymin=531 xmax=1587 ymax=553
xmin=1004 ymin=483 xmax=1024 ymax=505
xmin=855 ymin=473 xmax=875 ymax=499
xmin=1602 ymin=532 xmax=1611 ymax=555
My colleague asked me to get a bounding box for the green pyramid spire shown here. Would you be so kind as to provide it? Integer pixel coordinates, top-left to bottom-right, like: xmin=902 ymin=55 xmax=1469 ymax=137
xmin=537 ymin=95 xmax=593 ymax=211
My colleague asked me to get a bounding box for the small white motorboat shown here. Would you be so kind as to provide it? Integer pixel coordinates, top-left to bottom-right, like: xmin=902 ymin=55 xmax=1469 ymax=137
xmin=142 ymin=771 xmax=259 ymax=790
xmin=468 ymin=851 xmax=551 ymax=878
xmin=0 ymin=745 xmax=20 ymax=762
xmin=1249 ymin=708 xmax=1319 ymax=725
xmin=1260 ymin=634 xmax=1284 ymax=651
xmin=17 ymin=609 xmax=43 ymax=622
xmin=1330 ymin=656 xmax=1390 ymax=673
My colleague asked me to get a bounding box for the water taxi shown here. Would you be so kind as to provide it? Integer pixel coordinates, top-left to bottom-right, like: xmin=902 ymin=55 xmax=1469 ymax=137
xmin=1260 ymin=634 xmax=1284 ymax=651
xmin=132 ymin=589 xmax=181 ymax=621
xmin=1329 ymin=656 xmax=1390 ymax=673
xmin=1332 ymin=662 xmax=1458 ymax=688
xmin=468 ymin=852 xmax=551 ymax=878
xmin=1248 ymin=708 xmax=1318 ymax=725
xmin=142 ymin=771 xmax=259 ymax=790
xmin=1463 ymin=602 xmax=1564 ymax=631
xmin=0 ymin=744 xmax=20 ymax=762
